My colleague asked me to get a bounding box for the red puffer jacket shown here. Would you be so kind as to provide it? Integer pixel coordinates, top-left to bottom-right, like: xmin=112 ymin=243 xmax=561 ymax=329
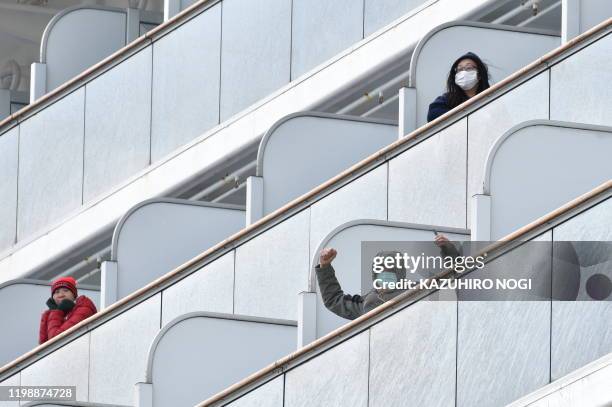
xmin=39 ymin=296 xmax=97 ymax=344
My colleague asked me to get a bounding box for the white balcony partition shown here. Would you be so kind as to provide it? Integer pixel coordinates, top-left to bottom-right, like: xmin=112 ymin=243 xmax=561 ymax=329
xmin=307 ymin=219 xmax=469 ymax=340
xmin=0 ymin=279 xmax=99 ymax=367
xmin=37 ymin=6 xmax=161 ymax=98
xmin=108 ymin=199 xmax=245 ymax=303
xmin=408 ymin=21 xmax=560 ymax=129
xmin=247 ymin=112 xmax=397 ymax=224
xmin=476 ymin=120 xmax=612 ymax=240
xmin=40 ymin=7 xmax=126 ymax=96
xmin=142 ymin=312 xmax=296 ymax=407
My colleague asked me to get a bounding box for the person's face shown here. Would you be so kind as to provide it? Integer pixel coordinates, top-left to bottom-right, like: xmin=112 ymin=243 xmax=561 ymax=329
xmin=456 ymin=58 xmax=478 ymax=75
xmin=53 ymin=287 xmax=75 ymax=304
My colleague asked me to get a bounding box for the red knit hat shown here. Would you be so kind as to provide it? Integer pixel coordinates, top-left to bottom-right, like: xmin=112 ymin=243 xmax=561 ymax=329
xmin=51 ymin=277 xmax=78 ymax=297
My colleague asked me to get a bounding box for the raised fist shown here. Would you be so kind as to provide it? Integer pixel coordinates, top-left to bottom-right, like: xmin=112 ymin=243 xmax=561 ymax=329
xmin=319 ymin=248 xmax=337 ymax=267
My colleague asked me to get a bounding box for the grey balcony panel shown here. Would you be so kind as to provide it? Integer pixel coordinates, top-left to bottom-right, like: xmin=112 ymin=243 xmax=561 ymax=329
xmin=291 ymin=0 xmax=363 ymax=79
xmin=0 ymin=127 xmax=18 ymax=251
xmin=551 ymin=32 xmax=612 ymax=126
xmin=21 ymin=334 xmax=90 ymax=403
xmin=257 ymin=112 xmax=397 ymax=216
xmin=388 ymin=117 xmax=467 ymax=228
xmin=112 ymin=199 xmax=245 ymax=301
xmin=227 ymin=375 xmax=284 ymax=407
xmin=89 ymin=294 xmax=160 ymax=405
xmin=235 ymin=209 xmax=310 ymax=321
xmin=151 ymin=4 xmax=221 ymax=161
xmin=17 ymin=89 xmax=85 ymax=241
xmin=161 ymin=251 xmax=235 ymax=326
xmin=483 ymin=121 xmax=612 ymax=240
xmin=309 ymin=164 xmax=388 ymax=262
xmin=284 ymin=331 xmax=369 ymax=407
xmin=147 ymin=313 xmax=295 ymax=406
xmin=220 ymin=0 xmax=291 ymax=121
xmin=578 ymin=1 xmax=612 ymax=38
xmin=457 ymin=301 xmax=551 ymax=407
xmin=411 ymin=22 xmax=559 ymax=127
xmin=551 ymin=301 xmax=612 ymax=381
xmin=84 ymin=47 xmax=152 ymax=202
xmin=554 ymin=196 xmax=612 ymax=242
xmin=551 ymin=197 xmax=612 ymax=380
xmin=0 ymin=279 xmax=99 ymax=367
xmin=0 ymin=372 xmax=19 ymax=407
xmin=370 ymin=299 xmax=457 ymax=407
xmin=364 ymin=0 xmax=430 ymax=36
xmin=457 ymin=232 xmax=553 ymax=406
xmin=182 ymin=0 xmax=198 ymax=9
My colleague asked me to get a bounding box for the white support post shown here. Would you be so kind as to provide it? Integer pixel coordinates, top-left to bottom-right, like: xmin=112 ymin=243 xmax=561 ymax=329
xmin=246 ymin=176 xmax=264 ymax=226
xmin=398 ymin=87 xmax=417 ymax=139
xmin=0 ymin=89 xmax=10 ymax=119
xmin=471 ymin=194 xmax=491 ymax=241
xmin=126 ymin=8 xmax=141 ymax=43
xmin=297 ymin=291 xmax=317 ymax=348
xmin=30 ymin=63 xmax=47 ymax=103
xmin=562 ymin=0 xmax=581 ymax=43
xmin=134 ymin=382 xmax=153 ymax=407
xmin=101 ymin=260 xmax=118 ymax=309
xmin=164 ymin=0 xmax=181 ymax=21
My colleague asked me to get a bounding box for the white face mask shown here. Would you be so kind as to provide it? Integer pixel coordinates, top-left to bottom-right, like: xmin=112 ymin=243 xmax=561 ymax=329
xmin=378 ymin=272 xmax=397 ymax=284
xmin=455 ymin=70 xmax=478 ymax=91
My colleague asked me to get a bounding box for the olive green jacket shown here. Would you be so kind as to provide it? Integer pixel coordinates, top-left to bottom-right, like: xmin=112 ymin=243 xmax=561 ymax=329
xmin=314 ymin=242 xmax=463 ymax=320
xmin=315 ymin=264 xmax=403 ymax=320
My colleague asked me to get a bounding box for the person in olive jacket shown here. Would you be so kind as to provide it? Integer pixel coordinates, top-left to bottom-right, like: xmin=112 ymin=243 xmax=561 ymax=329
xmin=39 ymin=277 xmax=97 ymax=344
xmin=315 ymin=234 xmax=458 ymax=320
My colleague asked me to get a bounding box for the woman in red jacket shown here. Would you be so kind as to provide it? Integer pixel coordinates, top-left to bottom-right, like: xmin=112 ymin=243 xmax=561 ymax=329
xmin=39 ymin=277 xmax=97 ymax=344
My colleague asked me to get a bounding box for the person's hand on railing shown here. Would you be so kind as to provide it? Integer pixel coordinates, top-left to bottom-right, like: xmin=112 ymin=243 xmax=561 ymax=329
xmin=434 ymin=233 xmax=461 ymax=258
xmin=319 ymin=248 xmax=337 ymax=267
xmin=434 ymin=233 xmax=451 ymax=247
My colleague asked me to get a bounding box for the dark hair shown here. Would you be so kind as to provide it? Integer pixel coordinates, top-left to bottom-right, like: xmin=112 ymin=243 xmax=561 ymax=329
xmin=446 ymin=52 xmax=490 ymax=109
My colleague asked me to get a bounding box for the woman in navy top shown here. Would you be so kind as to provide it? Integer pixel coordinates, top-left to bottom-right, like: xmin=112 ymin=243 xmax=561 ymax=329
xmin=427 ymin=52 xmax=490 ymax=122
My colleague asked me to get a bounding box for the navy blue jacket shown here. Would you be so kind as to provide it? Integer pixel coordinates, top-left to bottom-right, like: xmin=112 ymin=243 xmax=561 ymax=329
xmin=427 ymin=93 xmax=451 ymax=122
